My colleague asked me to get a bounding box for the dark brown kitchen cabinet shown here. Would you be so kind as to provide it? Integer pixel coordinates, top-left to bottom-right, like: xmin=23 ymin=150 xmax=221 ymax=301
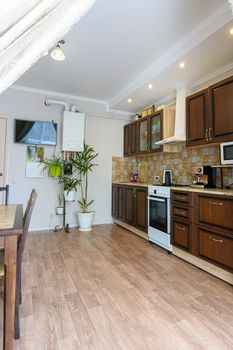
xmin=111 ymin=184 xmax=118 ymax=218
xmin=123 ymin=122 xmax=138 ymax=156
xmin=171 ymin=189 xmax=233 ymax=272
xmin=186 ymin=74 xmax=233 ymax=147
xmin=134 ymin=187 xmax=148 ymax=231
xmin=171 ymin=190 xmax=194 ymax=254
xmin=197 ymin=228 xmax=233 ymax=270
xmin=209 ymin=75 xmax=233 ymax=142
xmin=124 ymin=186 xmax=134 ymax=225
xmin=112 ymin=184 xmax=148 ymax=233
xmin=186 ymin=89 xmax=209 ymax=147
xmin=124 ymin=125 xmax=130 ymax=156
xmin=197 ymin=194 xmax=233 ymax=232
xmin=172 ymin=220 xmax=191 ymax=251
xmin=117 ymin=186 xmax=125 ymax=220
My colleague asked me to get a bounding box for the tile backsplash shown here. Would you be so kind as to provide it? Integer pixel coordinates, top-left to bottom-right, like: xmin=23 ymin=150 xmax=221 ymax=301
xmin=112 ymin=145 xmax=233 ymax=187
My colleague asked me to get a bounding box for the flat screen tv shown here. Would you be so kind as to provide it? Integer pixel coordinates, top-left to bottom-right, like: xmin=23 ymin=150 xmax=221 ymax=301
xmin=15 ymin=119 xmax=57 ymax=146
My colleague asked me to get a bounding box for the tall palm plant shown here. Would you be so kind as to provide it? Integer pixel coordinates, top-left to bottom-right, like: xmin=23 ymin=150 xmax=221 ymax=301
xmin=72 ymin=144 xmax=98 ymax=213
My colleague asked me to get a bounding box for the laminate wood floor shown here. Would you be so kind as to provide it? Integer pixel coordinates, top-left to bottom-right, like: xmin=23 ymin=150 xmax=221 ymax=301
xmin=1 ymin=224 xmax=233 ymax=349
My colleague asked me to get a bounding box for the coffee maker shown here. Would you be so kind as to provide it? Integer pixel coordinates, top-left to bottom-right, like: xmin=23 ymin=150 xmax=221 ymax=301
xmin=191 ymin=166 xmax=216 ymax=188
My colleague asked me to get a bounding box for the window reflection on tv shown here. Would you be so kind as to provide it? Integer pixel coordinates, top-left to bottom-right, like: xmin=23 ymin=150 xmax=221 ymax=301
xmin=15 ymin=120 xmax=57 ymax=146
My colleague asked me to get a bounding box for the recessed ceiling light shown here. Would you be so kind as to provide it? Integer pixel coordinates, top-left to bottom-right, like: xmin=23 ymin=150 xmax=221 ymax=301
xmin=230 ymin=28 xmax=233 ymax=36
xmin=179 ymin=62 xmax=186 ymax=69
xmin=128 ymin=98 xmax=132 ymax=103
xmin=148 ymin=84 xmax=153 ymax=89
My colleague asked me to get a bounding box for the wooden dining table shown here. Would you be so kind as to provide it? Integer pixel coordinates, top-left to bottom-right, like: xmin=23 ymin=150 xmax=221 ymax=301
xmin=0 ymin=204 xmax=23 ymax=350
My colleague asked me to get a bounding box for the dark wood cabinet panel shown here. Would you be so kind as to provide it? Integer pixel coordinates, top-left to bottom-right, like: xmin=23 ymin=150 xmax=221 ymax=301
xmin=172 ymin=220 xmax=190 ymax=251
xmin=130 ymin=122 xmax=137 ymax=155
xmin=112 ymin=184 xmax=148 ymax=234
xmin=172 ymin=192 xmax=191 ymax=205
xmin=198 ymin=228 xmax=233 ymax=270
xmin=124 ymin=125 xmax=130 ymax=156
xmin=124 ymin=187 xmax=134 ymax=224
xmin=198 ymin=195 xmax=233 ymax=232
xmin=186 ymin=89 xmax=209 ymax=147
xmin=112 ymin=185 xmax=118 ymax=218
xmin=117 ymin=186 xmax=125 ymax=220
xmin=134 ymin=187 xmax=148 ymax=232
xmin=209 ymin=76 xmax=233 ymax=142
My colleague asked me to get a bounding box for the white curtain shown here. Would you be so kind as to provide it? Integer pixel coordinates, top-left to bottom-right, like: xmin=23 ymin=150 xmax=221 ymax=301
xmin=229 ymin=0 xmax=233 ymax=13
xmin=0 ymin=0 xmax=97 ymax=94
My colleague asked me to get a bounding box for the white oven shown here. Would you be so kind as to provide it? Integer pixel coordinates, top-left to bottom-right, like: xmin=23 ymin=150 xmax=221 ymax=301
xmin=148 ymin=185 xmax=172 ymax=253
xmin=220 ymin=142 xmax=233 ymax=165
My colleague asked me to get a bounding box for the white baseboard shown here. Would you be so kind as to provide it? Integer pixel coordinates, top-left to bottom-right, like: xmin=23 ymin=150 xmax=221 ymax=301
xmin=29 ymin=219 xmax=114 ymax=233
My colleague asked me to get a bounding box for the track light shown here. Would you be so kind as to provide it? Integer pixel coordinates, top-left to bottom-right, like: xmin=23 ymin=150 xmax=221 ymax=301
xmin=51 ymin=40 xmax=65 ymax=61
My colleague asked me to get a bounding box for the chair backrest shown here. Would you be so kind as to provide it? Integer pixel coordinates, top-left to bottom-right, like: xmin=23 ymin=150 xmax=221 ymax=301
xmin=0 ymin=185 xmax=9 ymax=205
xmin=18 ymin=189 xmax=37 ymax=265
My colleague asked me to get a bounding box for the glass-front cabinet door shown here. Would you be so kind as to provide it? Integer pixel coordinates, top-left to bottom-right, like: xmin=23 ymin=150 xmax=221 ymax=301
xmin=138 ymin=118 xmax=148 ymax=153
xmin=149 ymin=111 xmax=163 ymax=153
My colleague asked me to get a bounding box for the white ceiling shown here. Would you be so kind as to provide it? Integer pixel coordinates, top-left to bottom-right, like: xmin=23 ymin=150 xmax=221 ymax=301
xmin=16 ymin=0 xmax=233 ymax=112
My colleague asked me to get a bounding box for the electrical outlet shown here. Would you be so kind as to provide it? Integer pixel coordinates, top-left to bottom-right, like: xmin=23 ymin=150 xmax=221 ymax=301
xmin=154 ymin=175 xmax=160 ymax=181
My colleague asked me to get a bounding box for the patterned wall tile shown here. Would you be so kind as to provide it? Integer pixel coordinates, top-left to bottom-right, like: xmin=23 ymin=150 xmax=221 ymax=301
xmin=112 ymin=145 xmax=232 ymax=187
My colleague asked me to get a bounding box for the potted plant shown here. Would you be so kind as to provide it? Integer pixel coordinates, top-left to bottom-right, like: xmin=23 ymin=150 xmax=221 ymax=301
xmin=59 ymin=176 xmax=79 ymax=202
xmin=41 ymin=154 xmax=63 ymax=177
xmin=56 ymin=194 xmax=64 ymax=215
xmin=72 ymin=143 xmax=98 ymax=231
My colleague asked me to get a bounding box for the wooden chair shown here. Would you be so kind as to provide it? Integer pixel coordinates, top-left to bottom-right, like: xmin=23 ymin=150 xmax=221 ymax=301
xmin=0 ymin=185 xmax=9 ymax=205
xmin=0 ymin=189 xmax=37 ymax=339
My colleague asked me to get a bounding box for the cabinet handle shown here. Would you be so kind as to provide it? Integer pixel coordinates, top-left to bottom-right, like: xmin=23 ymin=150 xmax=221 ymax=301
xmin=209 ymin=201 xmax=223 ymax=206
xmin=175 ymin=195 xmax=187 ymax=201
xmin=205 ymin=129 xmax=209 ymax=142
xmin=174 ymin=209 xmax=186 ymax=216
xmin=176 ymin=225 xmax=185 ymax=231
xmin=208 ymin=128 xmax=212 ymax=141
xmin=209 ymin=236 xmax=223 ymax=244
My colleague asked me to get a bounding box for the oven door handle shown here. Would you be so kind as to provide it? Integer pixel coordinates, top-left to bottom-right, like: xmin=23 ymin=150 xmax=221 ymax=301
xmin=147 ymin=197 xmax=166 ymax=203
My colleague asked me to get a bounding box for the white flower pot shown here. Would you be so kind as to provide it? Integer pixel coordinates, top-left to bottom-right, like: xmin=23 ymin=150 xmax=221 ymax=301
xmin=64 ymin=190 xmax=76 ymax=202
xmin=76 ymin=211 xmax=95 ymax=231
xmin=56 ymin=206 xmax=64 ymax=215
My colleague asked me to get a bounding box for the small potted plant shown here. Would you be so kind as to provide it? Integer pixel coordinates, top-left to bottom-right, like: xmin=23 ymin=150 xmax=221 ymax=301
xmin=56 ymin=194 xmax=64 ymax=215
xmin=41 ymin=154 xmax=63 ymax=177
xmin=59 ymin=176 xmax=79 ymax=202
xmin=72 ymin=143 xmax=98 ymax=231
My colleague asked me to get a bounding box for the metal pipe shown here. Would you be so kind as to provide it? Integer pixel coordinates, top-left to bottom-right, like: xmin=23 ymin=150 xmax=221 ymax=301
xmin=44 ymin=98 xmax=69 ymax=111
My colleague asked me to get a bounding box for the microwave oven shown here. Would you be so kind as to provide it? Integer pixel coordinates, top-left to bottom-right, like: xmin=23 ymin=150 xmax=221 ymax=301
xmin=220 ymin=142 xmax=233 ymax=165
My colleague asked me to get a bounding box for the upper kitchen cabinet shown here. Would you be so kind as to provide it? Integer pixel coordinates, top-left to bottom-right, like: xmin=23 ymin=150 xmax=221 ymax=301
xmin=138 ymin=117 xmax=149 ymax=154
xmin=209 ymin=75 xmax=233 ymax=143
xmin=123 ymin=108 xmax=178 ymax=156
xmin=186 ymin=89 xmax=209 ymax=147
xmin=148 ymin=111 xmax=163 ymax=153
xmin=186 ymin=75 xmax=233 ymax=147
xmin=123 ymin=122 xmax=137 ymax=156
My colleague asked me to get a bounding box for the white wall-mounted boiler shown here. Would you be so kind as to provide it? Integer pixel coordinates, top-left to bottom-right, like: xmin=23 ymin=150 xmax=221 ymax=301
xmin=62 ymin=111 xmax=85 ymax=152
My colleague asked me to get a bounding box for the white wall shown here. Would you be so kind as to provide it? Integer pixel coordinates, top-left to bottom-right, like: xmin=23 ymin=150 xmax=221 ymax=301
xmin=0 ymin=87 xmax=128 ymax=230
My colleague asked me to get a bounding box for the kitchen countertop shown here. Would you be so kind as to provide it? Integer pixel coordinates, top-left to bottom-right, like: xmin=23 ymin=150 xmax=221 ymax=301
xmin=112 ymin=182 xmax=233 ymax=196
xmin=112 ymin=182 xmax=150 ymax=188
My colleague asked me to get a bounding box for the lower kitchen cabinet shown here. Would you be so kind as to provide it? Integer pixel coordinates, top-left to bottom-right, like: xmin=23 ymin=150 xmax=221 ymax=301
xmin=134 ymin=187 xmax=148 ymax=231
xmin=171 ymin=190 xmax=233 ymax=272
xmin=112 ymin=184 xmax=118 ymax=218
xmin=172 ymin=220 xmax=191 ymax=251
xmin=112 ymin=184 xmax=148 ymax=233
xmin=197 ymin=228 xmax=233 ymax=270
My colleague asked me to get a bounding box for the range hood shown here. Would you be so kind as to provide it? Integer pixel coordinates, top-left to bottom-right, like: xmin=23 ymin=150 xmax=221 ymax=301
xmin=156 ymin=87 xmax=186 ymax=145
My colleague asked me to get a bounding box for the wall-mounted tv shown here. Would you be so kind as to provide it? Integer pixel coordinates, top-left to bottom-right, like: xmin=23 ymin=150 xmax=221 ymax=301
xmin=15 ymin=119 xmax=57 ymax=146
